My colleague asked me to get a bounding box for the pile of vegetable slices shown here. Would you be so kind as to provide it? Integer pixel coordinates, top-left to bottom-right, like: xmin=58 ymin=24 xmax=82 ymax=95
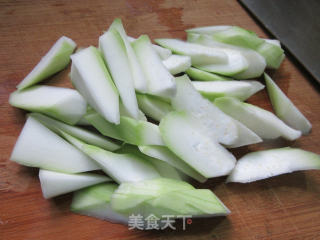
xmin=9 ymin=18 xmax=320 ymax=225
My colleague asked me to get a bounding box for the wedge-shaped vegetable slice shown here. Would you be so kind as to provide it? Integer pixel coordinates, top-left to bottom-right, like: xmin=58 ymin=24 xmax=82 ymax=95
xmin=10 ymin=116 xmax=99 ymax=173
xmin=138 ymin=145 xmax=207 ymax=183
xmin=227 ymin=147 xmax=320 ymax=183
xmin=31 ymin=113 xmax=120 ymax=151
xmin=172 ymin=75 xmax=238 ymax=145
xmin=9 ymin=85 xmax=86 ymax=125
xmin=264 ymin=73 xmax=311 ymax=134
xmin=215 ymin=97 xmax=302 ymax=141
xmin=17 ymin=36 xmax=76 ymax=90
xmin=186 ymin=67 xmax=232 ymax=81
xmin=155 ymin=38 xmax=227 ymax=66
xmin=192 ymin=80 xmax=264 ymax=101
xmin=85 ymin=111 xmax=164 ymax=146
xmin=71 ymin=183 xmax=128 ymax=224
xmin=110 ymin=19 xmax=147 ymax=93
xmin=39 ymin=169 xmax=111 ymax=199
xmin=63 ymin=133 xmax=160 ymax=183
xmin=99 ymin=29 xmax=139 ymax=119
xmin=256 ymin=41 xmax=285 ymax=69
xmin=136 ymin=94 xmax=172 ymax=122
xmin=160 ymin=111 xmax=236 ymax=178
xmin=132 ymin=35 xmax=176 ymax=99
xmin=70 ymin=46 xmax=119 ymax=124
xmin=186 ymin=25 xmax=232 ymax=35
xmin=162 ymin=55 xmax=191 ymax=75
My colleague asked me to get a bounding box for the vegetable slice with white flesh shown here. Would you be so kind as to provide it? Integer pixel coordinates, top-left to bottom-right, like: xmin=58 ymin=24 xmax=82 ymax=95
xmin=9 ymin=85 xmax=87 ymax=125
xmin=10 ymin=116 xmax=99 ymax=173
xmin=227 ymin=147 xmax=320 ymax=183
xmin=186 ymin=25 xmax=232 ymax=35
xmin=62 ymin=132 xmax=161 ymax=183
xmin=31 ymin=112 xmax=120 ymax=151
xmin=85 ymin=111 xmax=164 ymax=146
xmin=186 ymin=67 xmax=232 ymax=81
xmin=71 ymin=183 xmax=128 ymax=224
xmin=162 ymin=55 xmax=191 ymax=75
xmin=70 ymin=46 xmax=120 ymax=124
xmin=132 ymin=35 xmax=176 ymax=99
xmin=39 ymin=169 xmax=111 ymax=199
xmin=214 ymin=97 xmax=302 ymax=141
xmin=159 ymin=111 xmax=236 ymax=178
xmin=265 ymin=73 xmax=311 ymax=134
xmin=17 ymin=36 xmax=76 ymax=90
xmin=192 ymin=80 xmax=264 ymax=101
xmin=136 ymin=93 xmax=173 ymax=122
xmin=138 ymin=145 xmax=207 ymax=183
xmin=155 ymin=38 xmax=228 ymax=66
xmin=99 ymin=28 xmax=139 ymax=119
xmin=119 ymin=101 xmax=147 ymax=121
xmin=172 ymin=75 xmax=238 ymax=145
xmin=256 ymin=41 xmax=285 ymax=69
xmin=109 ymin=19 xmax=147 ymax=93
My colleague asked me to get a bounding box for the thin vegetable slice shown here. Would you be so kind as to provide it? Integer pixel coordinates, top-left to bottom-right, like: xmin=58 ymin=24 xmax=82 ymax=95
xmin=256 ymin=41 xmax=285 ymax=69
xmin=227 ymin=147 xmax=320 ymax=183
xmin=162 ymin=55 xmax=191 ymax=75
xmin=17 ymin=36 xmax=76 ymax=90
xmin=9 ymin=85 xmax=87 ymax=125
xmin=264 ymin=73 xmax=311 ymax=134
xmin=186 ymin=67 xmax=232 ymax=81
xmin=39 ymin=169 xmax=111 ymax=199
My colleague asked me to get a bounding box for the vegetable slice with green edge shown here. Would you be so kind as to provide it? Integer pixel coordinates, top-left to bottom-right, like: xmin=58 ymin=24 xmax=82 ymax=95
xmin=39 ymin=169 xmax=111 ymax=199
xmin=99 ymin=28 xmax=139 ymax=119
xmin=162 ymin=55 xmax=191 ymax=75
xmin=10 ymin=116 xmax=99 ymax=173
xmin=214 ymin=97 xmax=302 ymax=141
xmin=186 ymin=67 xmax=232 ymax=81
xmin=119 ymin=101 xmax=147 ymax=121
xmin=9 ymin=85 xmax=87 ymax=125
xmin=159 ymin=111 xmax=236 ymax=178
xmin=70 ymin=46 xmax=120 ymax=124
xmin=17 ymin=36 xmax=76 ymax=90
xmin=71 ymin=183 xmax=128 ymax=224
xmin=256 ymin=41 xmax=285 ymax=69
xmin=264 ymin=73 xmax=311 ymax=134
xmin=227 ymin=147 xmax=320 ymax=183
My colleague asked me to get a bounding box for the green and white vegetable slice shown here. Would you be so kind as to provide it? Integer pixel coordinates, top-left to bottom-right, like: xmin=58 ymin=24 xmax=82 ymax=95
xmin=215 ymin=97 xmax=302 ymax=141
xmin=30 ymin=113 xmax=120 ymax=151
xmin=10 ymin=116 xmax=99 ymax=173
xmin=110 ymin=19 xmax=147 ymax=93
xmin=227 ymin=147 xmax=320 ymax=183
xmin=256 ymin=41 xmax=285 ymax=69
xmin=136 ymin=93 xmax=173 ymax=122
xmin=70 ymin=46 xmax=120 ymax=124
xmin=99 ymin=28 xmax=139 ymax=119
xmin=138 ymin=145 xmax=207 ymax=183
xmin=186 ymin=25 xmax=232 ymax=35
xmin=160 ymin=111 xmax=236 ymax=178
xmin=85 ymin=111 xmax=164 ymax=146
xmin=17 ymin=36 xmax=76 ymax=90
xmin=192 ymin=80 xmax=264 ymax=101
xmin=132 ymin=35 xmax=176 ymax=99
xmin=63 ymin=132 xmax=161 ymax=183
xmin=162 ymin=55 xmax=191 ymax=75
xmin=71 ymin=183 xmax=128 ymax=224
xmin=9 ymin=85 xmax=87 ymax=125
xmin=265 ymin=73 xmax=311 ymax=134
xmin=172 ymin=75 xmax=238 ymax=145
xmin=119 ymin=101 xmax=147 ymax=121
xmin=39 ymin=169 xmax=111 ymax=199
xmin=155 ymin=38 xmax=228 ymax=66
xmin=186 ymin=67 xmax=232 ymax=81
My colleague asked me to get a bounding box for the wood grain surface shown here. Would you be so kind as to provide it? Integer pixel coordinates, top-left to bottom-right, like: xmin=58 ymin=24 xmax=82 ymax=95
xmin=1 ymin=0 xmax=320 ymax=239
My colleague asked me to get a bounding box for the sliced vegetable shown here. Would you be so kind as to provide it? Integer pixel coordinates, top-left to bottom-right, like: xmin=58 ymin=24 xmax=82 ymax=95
xmin=214 ymin=97 xmax=302 ymax=141
xmin=70 ymin=46 xmax=119 ymax=124
xmin=227 ymin=147 xmax=320 ymax=183
xmin=159 ymin=111 xmax=236 ymax=178
xmin=186 ymin=67 xmax=232 ymax=81
xmin=256 ymin=41 xmax=285 ymax=69
xmin=17 ymin=36 xmax=76 ymax=90
xmin=162 ymin=55 xmax=191 ymax=75
xmin=119 ymin=101 xmax=147 ymax=121
xmin=9 ymin=85 xmax=87 ymax=125
xmin=39 ymin=169 xmax=111 ymax=199
xmin=71 ymin=183 xmax=128 ymax=224
xmin=186 ymin=25 xmax=232 ymax=35
xmin=10 ymin=116 xmax=99 ymax=173
xmin=265 ymin=73 xmax=311 ymax=134
xmin=132 ymin=35 xmax=176 ymax=99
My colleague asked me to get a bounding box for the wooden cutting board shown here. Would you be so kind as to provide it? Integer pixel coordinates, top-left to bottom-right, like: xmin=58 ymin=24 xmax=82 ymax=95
xmin=0 ymin=0 xmax=319 ymax=239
